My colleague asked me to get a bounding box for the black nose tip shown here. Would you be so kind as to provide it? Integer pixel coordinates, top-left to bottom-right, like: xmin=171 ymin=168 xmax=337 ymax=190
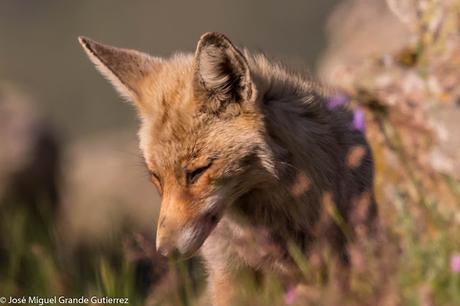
xmin=157 ymin=245 xmax=170 ymax=257
xmin=157 ymin=245 xmax=181 ymax=258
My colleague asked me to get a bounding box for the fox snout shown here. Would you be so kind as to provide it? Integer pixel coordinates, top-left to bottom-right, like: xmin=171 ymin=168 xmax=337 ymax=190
xmin=155 ymin=194 xmax=222 ymax=258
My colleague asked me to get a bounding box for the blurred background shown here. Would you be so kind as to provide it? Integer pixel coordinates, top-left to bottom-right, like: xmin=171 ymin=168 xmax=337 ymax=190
xmin=0 ymin=0 xmax=459 ymax=305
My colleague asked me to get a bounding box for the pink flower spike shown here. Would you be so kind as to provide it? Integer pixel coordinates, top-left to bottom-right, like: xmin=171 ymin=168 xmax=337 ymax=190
xmin=284 ymin=287 xmax=297 ymax=305
xmin=327 ymin=94 xmax=349 ymax=110
xmin=352 ymin=109 xmax=366 ymax=132
xmin=451 ymin=255 xmax=460 ymax=273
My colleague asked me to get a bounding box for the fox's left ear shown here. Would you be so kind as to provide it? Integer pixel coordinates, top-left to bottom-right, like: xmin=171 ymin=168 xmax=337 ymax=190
xmin=193 ymin=32 xmax=253 ymax=107
xmin=78 ymin=36 xmax=161 ymax=111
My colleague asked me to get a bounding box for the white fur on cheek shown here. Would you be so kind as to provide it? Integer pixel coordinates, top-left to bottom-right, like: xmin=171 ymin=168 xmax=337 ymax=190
xmin=199 ymin=181 xmax=240 ymax=214
xmin=177 ymin=226 xmax=201 ymax=253
xmin=200 ymin=193 xmax=225 ymax=213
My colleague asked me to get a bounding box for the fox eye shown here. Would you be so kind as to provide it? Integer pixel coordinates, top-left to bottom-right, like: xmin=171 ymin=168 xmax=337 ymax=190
xmin=150 ymin=171 xmax=163 ymax=193
xmin=151 ymin=172 xmax=161 ymax=183
xmin=186 ymin=163 xmax=212 ymax=185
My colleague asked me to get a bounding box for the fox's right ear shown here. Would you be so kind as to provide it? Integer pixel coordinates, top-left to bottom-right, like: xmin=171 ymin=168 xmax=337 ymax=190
xmin=193 ymin=32 xmax=253 ymax=109
xmin=78 ymin=36 xmax=161 ymax=108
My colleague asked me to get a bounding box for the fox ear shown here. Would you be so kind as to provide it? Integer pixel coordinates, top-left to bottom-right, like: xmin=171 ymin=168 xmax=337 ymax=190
xmin=193 ymin=32 xmax=253 ymax=106
xmin=78 ymin=36 xmax=160 ymax=106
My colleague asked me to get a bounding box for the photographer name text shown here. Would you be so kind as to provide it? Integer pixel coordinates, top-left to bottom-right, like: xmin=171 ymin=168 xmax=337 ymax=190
xmin=0 ymin=296 xmax=129 ymax=305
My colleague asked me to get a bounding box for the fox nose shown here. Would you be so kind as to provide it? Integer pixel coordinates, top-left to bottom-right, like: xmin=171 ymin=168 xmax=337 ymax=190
xmin=156 ymin=235 xmax=170 ymax=256
xmin=156 ymin=245 xmax=171 ymax=257
xmin=156 ymin=242 xmax=180 ymax=258
xmin=156 ymin=233 xmax=178 ymax=257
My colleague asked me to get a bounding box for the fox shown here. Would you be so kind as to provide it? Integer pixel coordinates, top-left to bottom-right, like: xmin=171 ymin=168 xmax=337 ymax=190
xmin=79 ymin=32 xmax=377 ymax=306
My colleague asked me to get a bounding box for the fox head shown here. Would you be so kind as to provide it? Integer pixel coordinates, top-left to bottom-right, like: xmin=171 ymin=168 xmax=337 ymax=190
xmin=79 ymin=32 xmax=277 ymax=257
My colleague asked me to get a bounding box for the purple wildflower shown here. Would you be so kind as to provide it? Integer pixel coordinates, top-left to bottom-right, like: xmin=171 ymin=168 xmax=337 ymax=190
xmin=450 ymin=254 xmax=460 ymax=273
xmin=327 ymin=94 xmax=349 ymax=110
xmin=352 ymin=108 xmax=366 ymax=132
xmin=284 ymin=287 xmax=297 ymax=305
